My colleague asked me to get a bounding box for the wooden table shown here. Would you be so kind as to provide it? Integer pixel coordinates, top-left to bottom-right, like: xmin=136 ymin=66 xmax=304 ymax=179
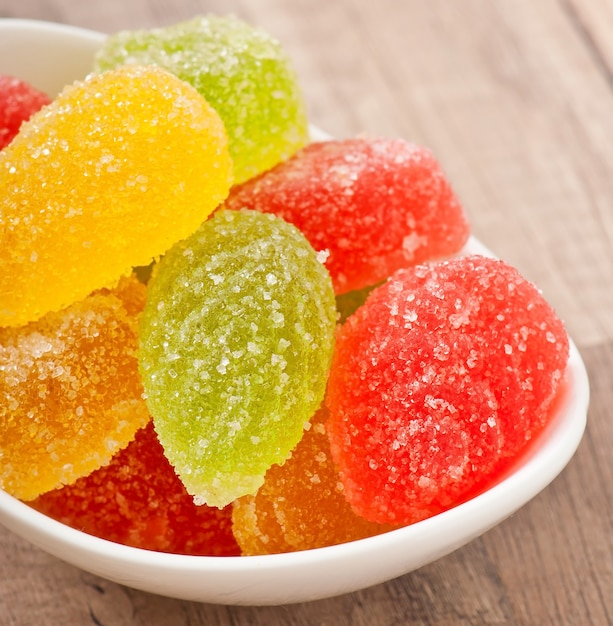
xmin=1 ymin=1 xmax=611 ymax=624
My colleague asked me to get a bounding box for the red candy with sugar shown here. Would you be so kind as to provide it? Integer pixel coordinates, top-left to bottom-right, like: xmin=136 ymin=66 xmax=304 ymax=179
xmin=31 ymin=422 xmax=240 ymax=556
xmin=224 ymin=137 xmax=470 ymax=294
xmin=0 ymin=75 xmax=50 ymax=149
xmin=325 ymin=255 xmax=570 ymax=526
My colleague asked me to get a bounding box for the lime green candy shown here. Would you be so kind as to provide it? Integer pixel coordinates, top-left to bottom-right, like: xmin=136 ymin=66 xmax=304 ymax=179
xmin=94 ymin=15 xmax=310 ymax=184
xmin=139 ymin=210 xmax=337 ymax=508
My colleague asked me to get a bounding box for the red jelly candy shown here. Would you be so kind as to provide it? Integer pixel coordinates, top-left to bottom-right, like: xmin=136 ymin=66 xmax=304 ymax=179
xmin=0 ymin=75 xmax=50 ymax=149
xmin=31 ymin=422 xmax=240 ymax=556
xmin=325 ymin=255 xmax=570 ymax=526
xmin=224 ymin=137 xmax=470 ymax=294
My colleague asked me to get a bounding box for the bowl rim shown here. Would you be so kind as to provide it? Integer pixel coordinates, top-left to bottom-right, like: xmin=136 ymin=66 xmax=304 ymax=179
xmin=0 ymin=17 xmax=107 ymax=38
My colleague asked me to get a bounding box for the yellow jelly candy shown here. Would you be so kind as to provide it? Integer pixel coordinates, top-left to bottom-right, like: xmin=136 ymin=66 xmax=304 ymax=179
xmin=0 ymin=64 xmax=232 ymax=327
xmin=0 ymin=275 xmax=149 ymax=501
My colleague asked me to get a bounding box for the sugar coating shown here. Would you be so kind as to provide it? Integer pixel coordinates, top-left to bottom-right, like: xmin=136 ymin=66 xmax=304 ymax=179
xmin=0 ymin=74 xmax=51 ymax=149
xmin=0 ymin=275 xmax=149 ymax=501
xmin=31 ymin=422 xmax=240 ymax=556
xmin=232 ymin=406 xmax=394 ymax=555
xmin=325 ymin=255 xmax=570 ymax=526
xmin=224 ymin=137 xmax=470 ymax=294
xmin=0 ymin=64 xmax=232 ymax=327
xmin=94 ymin=15 xmax=309 ymax=184
xmin=139 ymin=209 xmax=337 ymax=508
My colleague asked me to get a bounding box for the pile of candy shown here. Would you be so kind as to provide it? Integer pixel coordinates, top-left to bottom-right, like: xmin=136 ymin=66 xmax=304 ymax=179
xmin=0 ymin=15 xmax=570 ymax=556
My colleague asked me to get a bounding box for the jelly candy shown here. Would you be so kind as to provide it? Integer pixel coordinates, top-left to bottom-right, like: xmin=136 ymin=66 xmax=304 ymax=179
xmin=32 ymin=422 xmax=240 ymax=556
xmin=94 ymin=15 xmax=309 ymax=184
xmin=0 ymin=275 xmax=149 ymax=501
xmin=139 ymin=209 xmax=337 ymax=509
xmin=224 ymin=137 xmax=470 ymax=294
xmin=0 ymin=74 xmax=50 ymax=149
xmin=232 ymin=406 xmax=393 ymax=555
xmin=0 ymin=64 xmax=232 ymax=327
xmin=325 ymin=255 xmax=570 ymax=526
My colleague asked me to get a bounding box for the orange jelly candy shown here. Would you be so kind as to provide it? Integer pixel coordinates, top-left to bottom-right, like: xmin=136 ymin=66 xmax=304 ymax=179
xmin=0 ymin=275 xmax=149 ymax=501
xmin=231 ymin=406 xmax=393 ymax=555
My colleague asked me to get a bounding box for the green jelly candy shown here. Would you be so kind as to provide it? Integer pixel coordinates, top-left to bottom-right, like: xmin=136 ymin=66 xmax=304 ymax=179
xmin=139 ymin=209 xmax=337 ymax=508
xmin=94 ymin=15 xmax=310 ymax=184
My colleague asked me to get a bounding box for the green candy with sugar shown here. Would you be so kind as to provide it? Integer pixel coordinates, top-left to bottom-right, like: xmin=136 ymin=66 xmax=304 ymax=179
xmin=139 ymin=210 xmax=337 ymax=508
xmin=94 ymin=15 xmax=309 ymax=184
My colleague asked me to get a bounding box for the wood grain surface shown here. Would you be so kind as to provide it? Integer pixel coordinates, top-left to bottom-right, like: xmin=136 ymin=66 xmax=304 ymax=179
xmin=1 ymin=1 xmax=611 ymax=624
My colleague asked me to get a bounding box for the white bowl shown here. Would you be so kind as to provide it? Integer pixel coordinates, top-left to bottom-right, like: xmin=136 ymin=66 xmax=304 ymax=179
xmin=0 ymin=18 xmax=590 ymax=606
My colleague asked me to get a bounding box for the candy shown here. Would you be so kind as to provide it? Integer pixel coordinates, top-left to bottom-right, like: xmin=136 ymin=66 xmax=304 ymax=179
xmin=31 ymin=422 xmax=240 ymax=556
xmin=325 ymin=255 xmax=570 ymax=526
xmin=0 ymin=74 xmax=50 ymax=149
xmin=139 ymin=209 xmax=337 ymax=509
xmin=94 ymin=15 xmax=309 ymax=184
xmin=232 ymin=406 xmax=393 ymax=555
xmin=224 ymin=138 xmax=470 ymax=294
xmin=0 ymin=64 xmax=232 ymax=327
xmin=0 ymin=275 xmax=149 ymax=501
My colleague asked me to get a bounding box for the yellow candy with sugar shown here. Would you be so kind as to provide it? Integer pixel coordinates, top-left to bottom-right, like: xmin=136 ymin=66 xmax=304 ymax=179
xmin=0 ymin=64 xmax=232 ymax=327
